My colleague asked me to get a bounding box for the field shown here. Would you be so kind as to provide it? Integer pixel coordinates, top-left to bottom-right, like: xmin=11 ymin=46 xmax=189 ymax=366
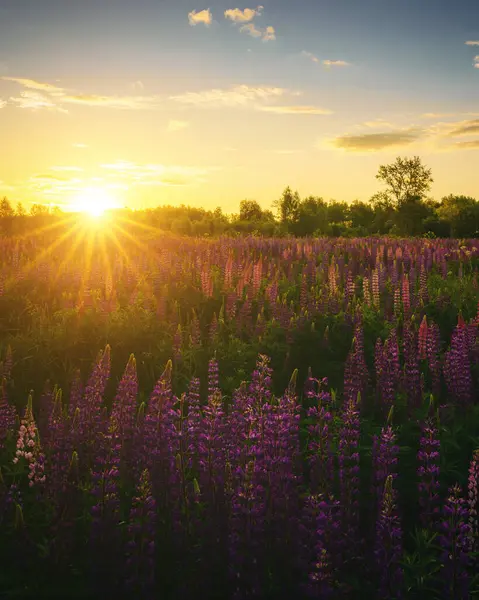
xmin=1 ymin=228 xmax=479 ymax=599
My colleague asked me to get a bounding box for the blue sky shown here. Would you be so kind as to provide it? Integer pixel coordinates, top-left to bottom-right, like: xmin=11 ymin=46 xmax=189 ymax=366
xmin=0 ymin=0 xmax=478 ymax=211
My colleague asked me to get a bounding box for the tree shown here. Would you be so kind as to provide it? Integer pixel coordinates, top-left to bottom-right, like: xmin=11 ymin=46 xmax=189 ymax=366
xmin=294 ymin=196 xmax=327 ymax=236
xmin=15 ymin=202 xmax=26 ymax=217
xmin=376 ymin=156 xmax=433 ymax=204
xmin=437 ymin=195 xmax=479 ymax=237
xmin=30 ymin=204 xmax=50 ymax=216
xmin=348 ymin=201 xmax=375 ymax=231
xmin=273 ymin=186 xmax=301 ymax=226
xmin=0 ymin=197 xmax=14 ymax=218
xmin=239 ymin=199 xmax=263 ymax=221
xmin=392 ymin=195 xmax=433 ymax=236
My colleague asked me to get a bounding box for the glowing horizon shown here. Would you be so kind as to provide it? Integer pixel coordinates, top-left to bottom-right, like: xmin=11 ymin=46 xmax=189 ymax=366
xmin=0 ymin=1 xmax=478 ymax=213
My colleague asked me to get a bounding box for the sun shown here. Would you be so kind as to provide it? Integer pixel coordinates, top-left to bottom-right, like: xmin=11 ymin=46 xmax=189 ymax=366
xmin=71 ymin=187 xmax=119 ymax=219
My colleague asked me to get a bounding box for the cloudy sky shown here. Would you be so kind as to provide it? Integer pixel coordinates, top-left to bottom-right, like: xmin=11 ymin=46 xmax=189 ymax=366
xmin=0 ymin=0 xmax=478 ymax=212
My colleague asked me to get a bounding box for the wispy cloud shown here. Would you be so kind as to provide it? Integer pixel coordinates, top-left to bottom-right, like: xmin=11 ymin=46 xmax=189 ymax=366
xmin=258 ymin=105 xmax=333 ymax=115
xmin=362 ymin=119 xmax=396 ymax=128
xmin=2 ymin=76 xmax=64 ymax=94
xmin=0 ymin=98 xmax=6 ymax=109
xmin=167 ymin=119 xmax=189 ymax=132
xmin=73 ymin=143 xmax=88 ymax=148
xmin=239 ymin=23 xmax=275 ymax=41
xmin=28 ymin=174 xmax=84 ymax=196
xmin=301 ymin=51 xmax=320 ymax=63
xmin=188 ymin=9 xmax=213 ymax=26
xmin=475 ymin=55 xmax=479 ymax=68
xmin=465 ymin=41 xmax=479 ymax=46
xmin=455 ymin=139 xmax=479 ymax=149
xmin=330 ymin=130 xmax=422 ymax=152
xmin=100 ymin=160 xmax=213 ymax=186
xmin=170 ymin=84 xmax=287 ymax=107
xmin=2 ymin=76 xmax=162 ymax=111
xmin=9 ymin=90 xmax=68 ymax=112
xmin=445 ymin=118 xmax=479 ymax=137
xmin=224 ymin=6 xmax=263 ymax=23
xmin=323 ymin=60 xmax=350 ymax=68
xmin=302 ymin=52 xmax=350 ymax=67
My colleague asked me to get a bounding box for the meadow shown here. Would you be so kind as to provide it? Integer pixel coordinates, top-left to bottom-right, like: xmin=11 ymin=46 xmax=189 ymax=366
xmin=1 ymin=227 xmax=479 ymax=599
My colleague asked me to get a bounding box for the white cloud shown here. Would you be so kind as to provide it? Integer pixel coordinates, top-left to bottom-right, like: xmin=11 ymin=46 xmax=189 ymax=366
xmin=167 ymin=119 xmax=189 ymax=131
xmin=302 ymin=53 xmax=350 ymax=67
xmin=322 ymin=59 xmax=350 ymax=68
xmin=224 ymin=6 xmax=263 ymax=23
xmin=262 ymin=26 xmax=276 ymax=42
xmin=0 ymin=98 xmax=6 ymax=108
xmin=302 ymin=51 xmax=320 ymax=64
xmin=465 ymin=41 xmax=479 ymax=46
xmin=188 ymin=9 xmax=213 ymax=26
xmin=73 ymin=143 xmax=88 ymax=148
xmin=239 ymin=23 xmax=275 ymax=41
xmin=475 ymin=55 xmax=479 ymax=68
xmin=9 ymin=90 xmax=68 ymax=112
xmin=170 ymin=84 xmax=287 ymax=107
xmin=2 ymin=76 xmax=162 ymax=111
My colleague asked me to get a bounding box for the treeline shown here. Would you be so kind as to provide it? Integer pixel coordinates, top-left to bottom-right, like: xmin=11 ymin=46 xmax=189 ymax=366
xmin=1 ymin=156 xmax=479 ymax=238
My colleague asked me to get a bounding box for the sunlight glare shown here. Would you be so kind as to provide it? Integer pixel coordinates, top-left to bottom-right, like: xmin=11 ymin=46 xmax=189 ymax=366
xmin=71 ymin=187 xmax=119 ymax=219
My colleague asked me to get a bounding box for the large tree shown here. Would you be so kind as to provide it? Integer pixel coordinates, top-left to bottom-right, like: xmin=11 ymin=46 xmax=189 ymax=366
xmin=0 ymin=197 xmax=14 ymax=218
xmin=273 ymin=186 xmax=301 ymax=226
xmin=239 ymin=199 xmax=264 ymax=222
xmin=376 ymin=156 xmax=433 ymax=204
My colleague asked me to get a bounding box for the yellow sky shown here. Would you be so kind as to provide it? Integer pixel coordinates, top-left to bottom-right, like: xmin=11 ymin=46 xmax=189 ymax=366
xmin=1 ymin=1 xmax=479 ymax=215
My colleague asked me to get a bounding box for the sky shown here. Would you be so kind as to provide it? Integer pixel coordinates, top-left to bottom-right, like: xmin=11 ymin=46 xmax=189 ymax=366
xmin=0 ymin=0 xmax=478 ymax=213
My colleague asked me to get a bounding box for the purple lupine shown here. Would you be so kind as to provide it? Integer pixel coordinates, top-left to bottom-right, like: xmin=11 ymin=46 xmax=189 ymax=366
xmin=301 ymin=494 xmax=342 ymax=596
xmin=229 ymin=460 xmax=266 ymax=599
xmin=306 ymin=377 xmax=333 ymax=494
xmin=338 ymin=397 xmax=361 ymax=556
xmin=125 ymin=468 xmax=157 ymax=598
xmin=438 ymin=484 xmax=471 ymax=600
xmin=467 ymin=449 xmax=479 ymax=551
xmin=426 ymin=321 xmax=442 ymax=400
xmin=207 ymin=357 xmax=220 ymax=401
xmin=417 ymin=419 xmax=441 ymax=527
xmin=374 ymin=475 xmax=403 ymax=599
xmin=110 ymin=354 xmax=138 ymax=453
xmin=76 ymin=345 xmax=111 ymax=470
xmin=402 ymin=320 xmax=421 ymax=409
xmin=343 ymin=324 xmax=368 ymax=405
xmin=142 ymin=360 xmax=181 ymax=516
xmin=372 ymin=424 xmax=399 ymax=511
xmin=186 ymin=377 xmax=201 ymax=472
xmin=90 ymin=418 xmax=122 ymax=592
xmin=444 ymin=322 xmax=473 ymax=408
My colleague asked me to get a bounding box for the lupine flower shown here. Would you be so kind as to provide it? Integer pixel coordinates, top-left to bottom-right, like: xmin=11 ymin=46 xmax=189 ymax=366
xmin=438 ymin=484 xmax=471 ymax=600
xmin=125 ymin=469 xmax=157 ymax=597
xmin=338 ymin=397 xmax=361 ymax=555
xmin=467 ymin=449 xmax=479 ymax=551
xmin=372 ymin=424 xmax=399 ymax=511
xmin=13 ymin=395 xmax=45 ymax=487
xmin=417 ymin=418 xmax=440 ymax=527
xmin=374 ymin=475 xmax=403 ymax=599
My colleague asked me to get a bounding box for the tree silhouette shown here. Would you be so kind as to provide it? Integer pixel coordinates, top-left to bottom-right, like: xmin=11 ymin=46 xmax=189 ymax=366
xmin=376 ymin=156 xmax=433 ymax=204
